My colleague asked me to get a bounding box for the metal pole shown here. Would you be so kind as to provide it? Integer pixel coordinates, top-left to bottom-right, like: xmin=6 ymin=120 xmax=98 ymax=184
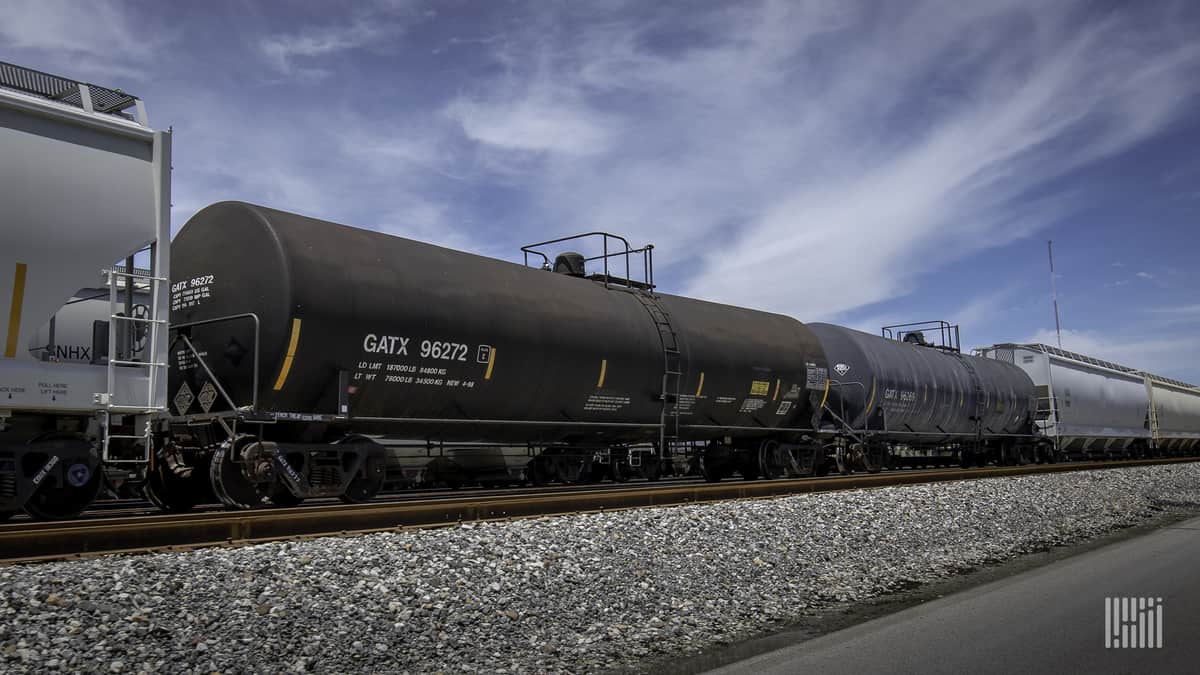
xmin=1048 ymin=240 xmax=1062 ymax=348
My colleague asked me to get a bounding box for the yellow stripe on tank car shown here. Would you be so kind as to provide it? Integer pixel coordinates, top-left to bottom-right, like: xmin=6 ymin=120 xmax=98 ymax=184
xmin=4 ymin=263 xmax=27 ymax=359
xmin=271 ymin=318 xmax=303 ymax=391
xmin=695 ymin=371 xmax=705 ymax=397
xmin=864 ymin=377 xmax=878 ymax=415
xmin=596 ymin=359 xmax=608 ymax=388
xmin=484 ymin=347 xmax=497 ymax=380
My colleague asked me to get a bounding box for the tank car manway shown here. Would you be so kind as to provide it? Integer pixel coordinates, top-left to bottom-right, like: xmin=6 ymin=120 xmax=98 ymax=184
xmin=2 ymin=457 xmax=1195 ymax=564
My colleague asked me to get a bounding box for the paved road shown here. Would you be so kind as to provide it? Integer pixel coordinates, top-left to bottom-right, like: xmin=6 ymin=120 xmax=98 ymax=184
xmin=707 ymin=515 xmax=1200 ymax=675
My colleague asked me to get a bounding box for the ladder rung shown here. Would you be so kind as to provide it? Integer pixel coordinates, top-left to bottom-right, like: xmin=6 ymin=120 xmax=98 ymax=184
xmin=110 ymin=360 xmax=168 ymax=367
xmin=106 ymin=434 xmax=150 ymax=440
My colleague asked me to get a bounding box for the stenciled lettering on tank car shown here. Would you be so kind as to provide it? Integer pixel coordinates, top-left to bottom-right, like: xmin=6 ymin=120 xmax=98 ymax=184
xmin=362 ymin=333 xmax=410 ymax=355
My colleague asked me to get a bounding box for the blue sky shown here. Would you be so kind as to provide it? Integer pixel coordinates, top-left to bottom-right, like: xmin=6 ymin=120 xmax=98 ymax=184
xmin=4 ymin=0 xmax=1199 ymax=380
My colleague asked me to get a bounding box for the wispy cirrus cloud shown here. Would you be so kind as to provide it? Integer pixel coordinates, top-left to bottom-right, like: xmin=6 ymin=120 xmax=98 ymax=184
xmin=444 ymin=92 xmax=615 ymax=157
xmin=442 ymin=1 xmax=1200 ymax=321
xmin=257 ymin=1 xmax=420 ymax=79
xmin=0 ymin=0 xmax=170 ymax=80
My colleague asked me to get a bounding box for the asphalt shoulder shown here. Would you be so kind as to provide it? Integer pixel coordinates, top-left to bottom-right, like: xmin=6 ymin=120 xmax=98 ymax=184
xmin=701 ymin=513 xmax=1200 ymax=675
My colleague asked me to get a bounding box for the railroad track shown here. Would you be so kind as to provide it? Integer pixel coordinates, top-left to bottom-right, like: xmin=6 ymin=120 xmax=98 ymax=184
xmin=2 ymin=458 xmax=1195 ymax=564
xmin=3 ymin=479 xmax=704 ymax=522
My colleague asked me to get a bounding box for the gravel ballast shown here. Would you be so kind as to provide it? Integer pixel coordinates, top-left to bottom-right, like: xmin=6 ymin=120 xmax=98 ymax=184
xmin=3 ymin=464 xmax=1200 ymax=674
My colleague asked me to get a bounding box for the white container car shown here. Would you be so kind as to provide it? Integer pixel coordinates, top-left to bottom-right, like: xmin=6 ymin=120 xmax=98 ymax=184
xmin=978 ymin=344 xmax=1200 ymax=456
xmin=0 ymin=61 xmax=171 ymax=519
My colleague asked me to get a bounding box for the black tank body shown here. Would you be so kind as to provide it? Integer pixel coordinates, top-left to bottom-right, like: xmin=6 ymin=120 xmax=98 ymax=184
xmin=807 ymin=323 xmax=1034 ymax=438
xmin=168 ymin=202 xmax=829 ymax=443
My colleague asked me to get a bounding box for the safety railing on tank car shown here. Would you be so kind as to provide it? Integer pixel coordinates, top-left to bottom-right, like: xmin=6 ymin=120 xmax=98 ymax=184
xmin=820 ymin=379 xmax=887 ymax=443
xmin=168 ymin=313 xmax=261 ymax=413
xmin=882 ymin=320 xmax=961 ymax=352
xmin=521 ymin=232 xmax=656 ymax=291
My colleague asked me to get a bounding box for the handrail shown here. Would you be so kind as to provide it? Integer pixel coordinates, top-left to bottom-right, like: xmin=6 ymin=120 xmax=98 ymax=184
xmin=521 ymin=231 xmax=656 ymax=290
xmin=882 ymin=320 xmax=960 ymax=352
xmin=170 ymin=313 xmax=261 ymax=411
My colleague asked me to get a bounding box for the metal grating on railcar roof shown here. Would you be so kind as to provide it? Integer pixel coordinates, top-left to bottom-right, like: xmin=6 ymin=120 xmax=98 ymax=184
xmin=1144 ymin=373 xmax=1200 ymax=391
xmin=0 ymin=60 xmax=139 ymax=120
xmin=1030 ymin=343 xmax=1139 ymax=374
xmin=989 ymin=342 xmax=1199 ymax=391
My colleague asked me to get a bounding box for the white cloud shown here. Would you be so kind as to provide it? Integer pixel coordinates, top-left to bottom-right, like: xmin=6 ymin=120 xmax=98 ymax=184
xmin=0 ymin=0 xmax=167 ymax=80
xmin=257 ymin=2 xmax=419 ymax=78
xmin=260 ymin=22 xmax=382 ymax=78
xmin=1136 ymin=271 xmax=1155 ymax=279
xmin=443 ymin=1 xmax=1200 ymax=320
xmin=1143 ymin=304 xmax=1200 ymax=329
xmin=444 ymin=93 xmax=614 ymax=157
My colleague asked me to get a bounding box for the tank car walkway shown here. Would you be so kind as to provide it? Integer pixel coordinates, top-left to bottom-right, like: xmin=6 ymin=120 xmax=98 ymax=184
xmin=705 ymin=514 xmax=1200 ymax=675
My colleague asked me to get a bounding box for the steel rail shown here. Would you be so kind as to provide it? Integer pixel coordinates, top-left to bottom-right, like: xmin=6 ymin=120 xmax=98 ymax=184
xmin=2 ymin=458 xmax=1196 ymax=564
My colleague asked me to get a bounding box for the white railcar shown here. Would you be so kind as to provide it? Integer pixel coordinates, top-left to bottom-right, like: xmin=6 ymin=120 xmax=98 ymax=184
xmin=0 ymin=62 xmax=171 ymax=518
xmin=979 ymin=344 xmax=1200 ymax=456
xmin=1147 ymin=376 xmax=1200 ymax=452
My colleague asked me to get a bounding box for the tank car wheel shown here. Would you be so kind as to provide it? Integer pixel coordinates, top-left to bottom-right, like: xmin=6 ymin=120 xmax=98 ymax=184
xmin=210 ymin=436 xmax=270 ymax=509
xmin=699 ymin=455 xmax=725 ymax=483
xmin=22 ymin=433 xmax=103 ymax=520
xmin=335 ymin=435 xmax=386 ymax=504
xmin=640 ymin=446 xmax=665 ymax=482
xmin=144 ymin=442 xmax=204 ymax=513
xmin=610 ymin=460 xmax=631 ymax=483
xmin=758 ymin=440 xmax=788 ymax=480
xmin=862 ymin=445 xmax=884 ymax=475
xmin=1018 ymin=446 xmax=1034 ymax=466
xmin=959 ymin=449 xmax=975 ymax=469
xmin=527 ymin=458 xmax=551 ymax=486
xmin=834 ymin=446 xmax=850 ymax=476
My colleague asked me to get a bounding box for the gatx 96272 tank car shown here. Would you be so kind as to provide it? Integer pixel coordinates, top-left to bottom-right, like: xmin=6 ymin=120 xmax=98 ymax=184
xmin=158 ymin=202 xmax=833 ymax=508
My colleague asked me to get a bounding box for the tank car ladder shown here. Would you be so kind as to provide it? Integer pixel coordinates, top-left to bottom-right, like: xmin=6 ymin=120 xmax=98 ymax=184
xmin=631 ymin=292 xmax=681 ymax=456
xmin=94 ymin=261 xmax=169 ymax=464
xmin=955 ymin=355 xmax=987 ymax=447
